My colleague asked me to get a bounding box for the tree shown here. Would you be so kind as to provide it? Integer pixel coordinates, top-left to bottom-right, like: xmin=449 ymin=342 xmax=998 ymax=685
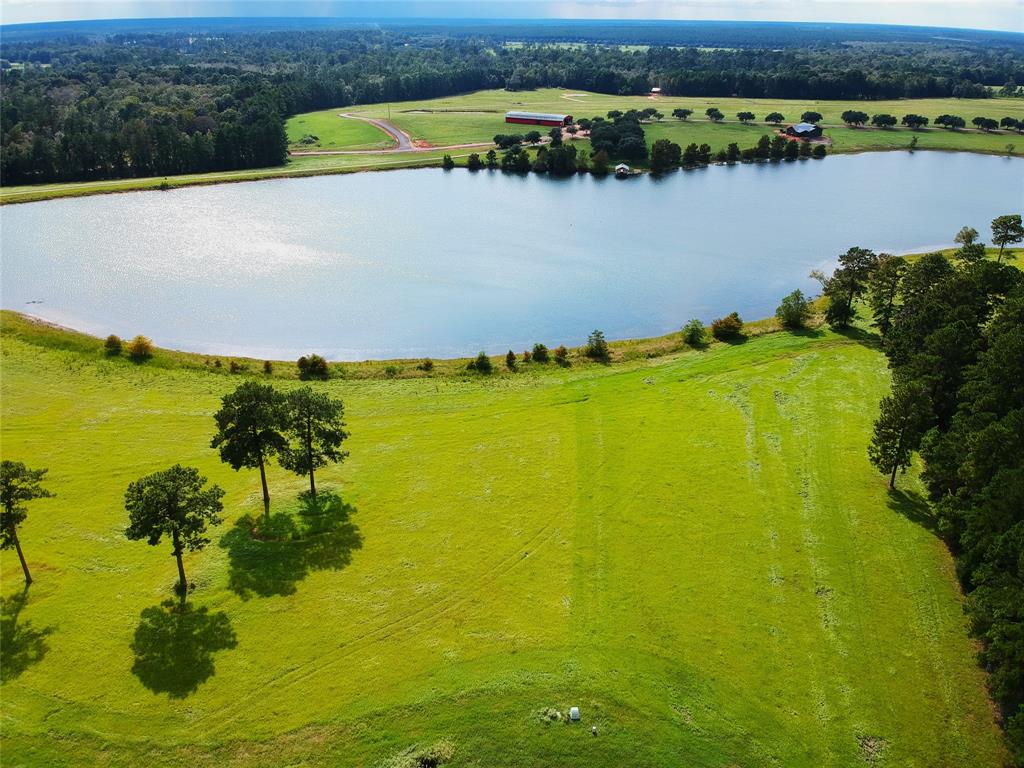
xmin=105 ymin=335 xmax=123 ymax=356
xmin=954 ymin=226 xmax=979 ymax=247
xmin=871 ymin=113 xmax=897 ymax=128
xmin=841 ymin=110 xmax=868 ymax=126
xmin=650 ymin=138 xmax=681 ymax=172
xmin=590 ymin=149 xmax=610 ymax=176
xmin=726 ymin=142 xmax=741 ymax=162
xmin=775 ymin=289 xmax=810 ymax=328
xmin=607 ymin=110 xmax=622 ymax=120
xmin=124 ymin=465 xmax=224 ymax=595
xmin=711 ymin=312 xmax=743 ymax=340
xmin=868 ymin=380 xmax=931 ymax=488
xmin=466 ymin=153 xmax=482 ymax=170
xmin=584 ymin=329 xmax=610 ymax=361
xmin=297 ymin=354 xmax=329 ymax=380
xmin=211 ymin=382 xmax=287 ymax=512
xmin=548 ymin=126 xmax=563 ymax=147
xmin=532 ymin=343 xmax=550 ymax=363
xmin=485 ymin=149 xmax=498 ymax=169
xmin=935 ymin=114 xmax=965 ymax=130
xmin=0 ymin=462 xmax=54 ymax=586
xmin=1000 ymin=116 xmax=1020 ymax=131
xmin=505 ymin=350 xmax=517 ymax=371
xmin=799 ymin=139 xmax=812 ymax=158
xmin=682 ymin=319 xmax=705 ymax=346
xmin=972 ymin=116 xmax=998 ymax=132
xmin=280 ymin=387 xmax=349 ymax=499
xmin=441 ymin=154 xmax=455 ymax=170
xmin=764 ymin=112 xmax=785 ymax=124
xmin=901 ymin=114 xmax=929 ymax=129
xmin=784 ymin=139 xmax=800 ymax=161
xmin=672 ymin=108 xmax=692 ymax=121
xmin=128 ymin=335 xmax=154 ymax=361
xmin=682 ymin=142 xmax=699 ymax=166
xmin=801 ymin=111 xmax=822 ymax=124
xmin=868 ymin=254 xmax=905 ymax=335
xmin=466 ymin=350 xmax=493 ymax=374
xmin=991 ymin=214 xmax=1024 ymax=262
xmin=705 ymin=107 xmax=724 ymax=122
xmin=812 ymin=144 xmax=827 ymax=158
xmin=737 ymin=111 xmax=755 ymax=123
xmin=754 ymin=135 xmax=772 ymax=159
xmin=769 ymin=135 xmax=787 ymax=160
xmin=524 ymin=130 xmax=541 ymax=144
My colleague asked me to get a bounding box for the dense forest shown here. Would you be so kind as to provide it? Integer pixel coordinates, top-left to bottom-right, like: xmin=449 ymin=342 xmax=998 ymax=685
xmin=2 ymin=21 xmax=1023 ymax=184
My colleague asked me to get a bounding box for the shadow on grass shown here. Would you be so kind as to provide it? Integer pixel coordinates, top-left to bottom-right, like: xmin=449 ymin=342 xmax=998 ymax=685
xmin=219 ymin=491 xmax=363 ymax=600
xmin=130 ymin=599 xmax=237 ymax=698
xmin=886 ymin=488 xmax=941 ymax=537
xmin=833 ymin=325 xmax=882 ymax=349
xmin=790 ymin=327 xmax=826 ymax=339
xmin=1 ymin=590 xmax=53 ymax=680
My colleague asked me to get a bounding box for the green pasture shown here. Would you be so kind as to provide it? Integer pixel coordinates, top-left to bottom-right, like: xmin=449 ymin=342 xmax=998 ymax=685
xmin=286 ymin=108 xmax=397 ymax=151
xmin=4 ymin=88 xmax=1020 ymax=203
xmin=0 ymin=315 xmax=1008 ymax=766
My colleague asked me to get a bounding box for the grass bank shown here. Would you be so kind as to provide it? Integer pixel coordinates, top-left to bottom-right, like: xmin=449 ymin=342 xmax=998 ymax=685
xmin=0 ymin=298 xmax=1011 ymax=765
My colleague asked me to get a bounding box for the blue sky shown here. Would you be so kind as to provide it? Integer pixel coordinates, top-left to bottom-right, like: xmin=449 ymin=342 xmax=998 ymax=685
xmin=1 ymin=0 xmax=1021 ymax=32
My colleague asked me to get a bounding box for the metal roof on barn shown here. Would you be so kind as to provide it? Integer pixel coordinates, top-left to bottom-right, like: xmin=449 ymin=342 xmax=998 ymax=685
xmin=505 ymin=111 xmax=570 ymax=121
xmin=791 ymin=122 xmax=819 ymax=133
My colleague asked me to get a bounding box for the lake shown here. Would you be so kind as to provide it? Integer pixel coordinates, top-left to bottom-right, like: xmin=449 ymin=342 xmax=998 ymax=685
xmin=2 ymin=151 xmax=1021 ymax=360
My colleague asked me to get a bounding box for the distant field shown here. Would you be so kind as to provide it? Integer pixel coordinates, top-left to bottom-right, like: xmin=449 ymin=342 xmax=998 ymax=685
xmin=286 ymin=108 xmax=396 ymax=151
xmin=4 ymin=89 xmax=1021 ymax=204
xmin=0 ymin=311 xmax=1010 ymax=767
xmin=348 ymin=88 xmax=1024 ymax=154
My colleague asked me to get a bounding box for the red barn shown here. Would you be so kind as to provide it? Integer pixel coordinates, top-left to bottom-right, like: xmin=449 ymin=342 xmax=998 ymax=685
xmin=505 ymin=111 xmax=573 ymax=127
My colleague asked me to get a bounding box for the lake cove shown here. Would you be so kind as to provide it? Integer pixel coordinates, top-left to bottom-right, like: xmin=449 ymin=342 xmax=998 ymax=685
xmin=2 ymin=151 xmax=1021 ymax=360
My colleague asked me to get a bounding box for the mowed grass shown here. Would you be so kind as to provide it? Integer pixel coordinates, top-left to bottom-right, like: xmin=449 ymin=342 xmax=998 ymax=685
xmin=286 ymin=108 xmax=397 ymax=151
xmin=0 ymin=321 xmax=1008 ymax=766
xmin=349 ymin=88 xmax=1023 ymax=155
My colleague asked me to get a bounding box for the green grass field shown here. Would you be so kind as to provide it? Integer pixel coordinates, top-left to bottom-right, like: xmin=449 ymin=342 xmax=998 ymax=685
xmin=3 ymin=88 xmax=1020 ymax=204
xmin=286 ymin=108 xmax=397 ymax=151
xmin=0 ymin=311 xmax=1009 ymax=766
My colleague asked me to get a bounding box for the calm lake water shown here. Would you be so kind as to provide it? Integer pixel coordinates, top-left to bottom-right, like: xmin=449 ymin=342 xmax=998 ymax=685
xmin=2 ymin=152 xmax=1022 ymax=359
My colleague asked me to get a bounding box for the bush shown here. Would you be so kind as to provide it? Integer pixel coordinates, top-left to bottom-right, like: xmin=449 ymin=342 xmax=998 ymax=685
xmin=812 ymin=144 xmax=827 ymax=159
xmin=441 ymin=154 xmax=455 ymax=170
xmin=553 ymin=345 xmax=570 ymax=366
xmin=127 ymin=335 xmax=153 ymax=361
xmin=417 ymin=358 xmax=434 ymax=372
xmin=521 ymin=350 xmax=532 ymax=363
xmin=384 ymin=365 xmax=400 ymax=378
xmin=263 ymin=360 xmax=273 ymax=375
xmin=505 ymin=350 xmax=517 ymax=370
xmin=711 ymin=312 xmax=744 ymax=341
xmin=104 ymin=334 xmax=122 ymax=356
xmin=297 ymin=354 xmax=329 ymax=380
xmin=229 ymin=360 xmax=242 ymax=374
xmin=775 ymin=289 xmax=811 ymax=329
xmin=682 ymin=319 xmax=706 ymax=346
xmin=584 ymin=329 xmax=610 ymax=361
xmin=466 ymin=351 xmax=492 ymax=374
xmin=532 ymin=343 xmax=550 ymax=363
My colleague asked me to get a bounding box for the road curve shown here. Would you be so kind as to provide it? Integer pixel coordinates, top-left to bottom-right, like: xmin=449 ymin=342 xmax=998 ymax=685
xmin=341 ymin=112 xmax=414 ymax=150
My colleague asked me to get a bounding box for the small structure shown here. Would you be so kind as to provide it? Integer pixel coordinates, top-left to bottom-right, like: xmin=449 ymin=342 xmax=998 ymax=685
xmin=785 ymin=122 xmax=823 ymax=139
xmin=615 ymin=163 xmax=631 ymax=177
xmin=569 ymin=706 xmax=581 ymax=721
xmin=505 ymin=111 xmax=573 ymax=127
xmin=650 ymin=87 xmax=662 ymax=94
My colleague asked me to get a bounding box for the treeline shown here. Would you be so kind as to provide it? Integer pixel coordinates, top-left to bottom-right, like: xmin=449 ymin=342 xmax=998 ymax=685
xmin=3 ymin=27 xmax=1023 ymax=185
xmin=813 ymin=216 xmax=1024 ymax=761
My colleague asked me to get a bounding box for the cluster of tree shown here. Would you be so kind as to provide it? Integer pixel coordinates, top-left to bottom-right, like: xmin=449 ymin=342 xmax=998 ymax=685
xmin=4 ymin=25 xmax=1021 ymax=184
xmin=467 ymin=339 xmax=580 ymax=373
xmin=857 ymin=216 xmax=1024 ymax=760
xmin=588 ymin=111 xmax=648 ymax=161
xmin=1 ymin=381 xmax=350 ymax=594
xmin=650 ymin=132 xmax=825 ymax=172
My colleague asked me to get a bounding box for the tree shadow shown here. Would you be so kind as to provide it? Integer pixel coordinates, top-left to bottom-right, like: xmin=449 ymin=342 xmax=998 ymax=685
xmin=130 ymin=599 xmax=237 ymax=698
xmin=833 ymin=325 xmax=882 ymax=349
xmin=1 ymin=590 xmax=53 ymax=680
xmin=886 ymin=488 xmax=941 ymax=538
xmin=791 ymin=326 xmax=826 ymax=339
xmin=219 ymin=491 xmax=363 ymax=600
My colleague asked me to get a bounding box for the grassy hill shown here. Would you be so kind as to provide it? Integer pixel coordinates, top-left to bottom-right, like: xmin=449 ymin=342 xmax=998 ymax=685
xmin=0 ymin=314 xmax=1008 ymax=766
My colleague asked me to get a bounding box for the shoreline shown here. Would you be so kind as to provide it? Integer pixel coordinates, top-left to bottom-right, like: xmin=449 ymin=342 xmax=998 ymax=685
xmin=1 ymin=143 xmax=1018 ymax=207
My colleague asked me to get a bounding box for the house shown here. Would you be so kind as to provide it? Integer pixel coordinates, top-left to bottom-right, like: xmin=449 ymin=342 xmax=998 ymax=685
xmin=785 ymin=122 xmax=823 ymax=139
xmin=615 ymin=163 xmax=631 ymax=177
xmin=505 ymin=111 xmax=573 ymax=127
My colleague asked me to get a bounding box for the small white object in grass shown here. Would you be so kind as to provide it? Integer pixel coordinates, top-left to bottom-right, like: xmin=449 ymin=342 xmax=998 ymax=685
xmin=592 ymin=725 xmax=597 ymax=736
xmin=569 ymin=706 xmax=580 ymax=721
